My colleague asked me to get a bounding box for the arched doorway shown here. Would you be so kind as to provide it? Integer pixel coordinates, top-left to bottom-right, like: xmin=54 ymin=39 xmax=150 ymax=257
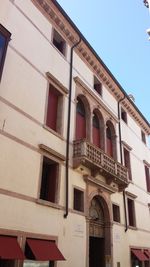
xmin=89 ymin=195 xmax=111 ymax=267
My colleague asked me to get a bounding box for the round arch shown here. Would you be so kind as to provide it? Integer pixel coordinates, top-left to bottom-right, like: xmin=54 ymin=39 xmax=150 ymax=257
xmin=88 ymin=192 xmax=112 ymax=267
xmin=76 ymin=94 xmax=91 ymax=141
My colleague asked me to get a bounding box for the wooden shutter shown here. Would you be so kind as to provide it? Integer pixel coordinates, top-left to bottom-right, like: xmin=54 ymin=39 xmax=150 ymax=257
xmin=76 ymin=99 xmax=86 ymax=139
xmin=92 ymin=114 xmax=100 ymax=147
xmin=46 ymin=85 xmax=59 ymax=131
xmin=106 ymin=127 xmax=113 ymax=157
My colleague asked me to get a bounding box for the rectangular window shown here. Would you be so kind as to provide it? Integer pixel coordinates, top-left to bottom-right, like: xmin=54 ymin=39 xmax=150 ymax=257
xmin=52 ymin=29 xmax=66 ymax=56
xmin=0 ymin=24 xmax=11 ymax=80
xmin=121 ymin=108 xmax=127 ymax=123
xmin=94 ymin=76 xmax=102 ymax=96
xmin=145 ymin=165 xmax=150 ymax=192
xmin=74 ymin=188 xmax=84 ymax=212
xmin=123 ymin=147 xmax=132 ymax=180
xmin=46 ymin=84 xmax=62 ymax=133
xmin=141 ymin=131 xmax=146 ymax=144
xmin=40 ymin=157 xmax=58 ymax=203
xmin=127 ymin=198 xmax=136 ymax=227
xmin=112 ymin=204 xmax=120 ymax=223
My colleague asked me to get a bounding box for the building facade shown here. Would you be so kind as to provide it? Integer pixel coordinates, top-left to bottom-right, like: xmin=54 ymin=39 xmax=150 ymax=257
xmin=0 ymin=1 xmax=150 ymax=267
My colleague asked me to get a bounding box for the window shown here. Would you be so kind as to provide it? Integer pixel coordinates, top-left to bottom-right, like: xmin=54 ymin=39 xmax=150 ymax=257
xmin=73 ymin=188 xmax=84 ymax=212
xmin=46 ymin=84 xmax=62 ymax=133
xmin=40 ymin=157 xmax=59 ymax=203
xmin=92 ymin=112 xmax=100 ymax=148
xmin=145 ymin=165 xmax=150 ymax=192
xmin=123 ymin=147 xmax=132 ymax=180
xmin=52 ymin=29 xmax=66 ymax=56
xmin=106 ymin=125 xmax=113 ymax=157
xmin=76 ymin=97 xmax=86 ymax=139
xmin=0 ymin=24 xmax=11 ymax=80
xmin=94 ymin=76 xmax=102 ymax=96
xmin=141 ymin=131 xmax=146 ymax=144
xmin=127 ymin=198 xmax=136 ymax=227
xmin=112 ymin=204 xmax=120 ymax=223
xmin=121 ymin=108 xmax=127 ymax=124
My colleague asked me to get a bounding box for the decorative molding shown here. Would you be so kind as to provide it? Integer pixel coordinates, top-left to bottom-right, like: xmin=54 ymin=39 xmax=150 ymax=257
xmin=83 ymin=175 xmax=116 ymax=194
xmin=125 ymin=191 xmax=137 ymax=199
xmin=143 ymin=160 xmax=150 ymax=168
xmin=46 ymin=71 xmax=68 ymax=94
xmin=39 ymin=144 xmax=66 ymax=161
xmin=121 ymin=141 xmax=132 ymax=151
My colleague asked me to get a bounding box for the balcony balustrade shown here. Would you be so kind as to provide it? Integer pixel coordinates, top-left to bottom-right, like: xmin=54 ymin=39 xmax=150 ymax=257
xmin=73 ymin=139 xmax=128 ymax=190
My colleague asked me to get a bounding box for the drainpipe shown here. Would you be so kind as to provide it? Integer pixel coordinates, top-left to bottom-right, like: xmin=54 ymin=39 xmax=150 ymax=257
xmin=118 ymin=95 xmax=128 ymax=232
xmin=64 ymin=37 xmax=81 ymax=218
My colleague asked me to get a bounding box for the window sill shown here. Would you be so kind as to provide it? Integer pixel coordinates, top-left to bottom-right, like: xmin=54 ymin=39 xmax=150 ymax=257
xmin=43 ymin=125 xmax=64 ymax=141
xmin=128 ymin=225 xmax=137 ymax=230
xmin=36 ymin=199 xmax=62 ymax=210
xmin=71 ymin=208 xmax=85 ymax=216
xmin=113 ymin=221 xmax=121 ymax=225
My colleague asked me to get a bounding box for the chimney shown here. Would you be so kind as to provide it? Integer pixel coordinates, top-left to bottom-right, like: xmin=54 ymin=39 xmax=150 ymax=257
xmin=128 ymin=94 xmax=135 ymax=102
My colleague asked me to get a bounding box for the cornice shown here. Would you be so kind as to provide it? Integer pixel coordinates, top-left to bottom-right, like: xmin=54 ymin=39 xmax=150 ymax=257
xmin=31 ymin=0 xmax=150 ymax=134
xmin=46 ymin=72 xmax=68 ymax=94
xmin=83 ymin=175 xmax=116 ymax=194
xmin=39 ymin=144 xmax=65 ymax=161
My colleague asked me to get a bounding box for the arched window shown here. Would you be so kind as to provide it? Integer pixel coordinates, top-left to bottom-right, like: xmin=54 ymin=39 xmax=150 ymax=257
xmin=106 ymin=125 xmax=113 ymax=157
xmin=76 ymin=97 xmax=86 ymax=139
xmin=92 ymin=113 xmax=100 ymax=147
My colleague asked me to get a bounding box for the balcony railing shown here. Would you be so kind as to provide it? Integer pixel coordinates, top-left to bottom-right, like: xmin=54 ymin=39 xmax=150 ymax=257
xmin=73 ymin=139 xmax=128 ymax=190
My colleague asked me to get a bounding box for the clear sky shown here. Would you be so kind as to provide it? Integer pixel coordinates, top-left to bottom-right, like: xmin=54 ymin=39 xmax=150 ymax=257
xmin=57 ymin=0 xmax=150 ymax=122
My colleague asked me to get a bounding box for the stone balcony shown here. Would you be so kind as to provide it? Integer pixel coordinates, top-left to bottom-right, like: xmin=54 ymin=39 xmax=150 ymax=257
xmin=73 ymin=139 xmax=129 ymax=191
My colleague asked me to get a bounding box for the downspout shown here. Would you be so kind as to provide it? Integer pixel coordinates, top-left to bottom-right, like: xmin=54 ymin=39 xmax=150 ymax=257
xmin=118 ymin=95 xmax=128 ymax=232
xmin=64 ymin=37 xmax=81 ymax=218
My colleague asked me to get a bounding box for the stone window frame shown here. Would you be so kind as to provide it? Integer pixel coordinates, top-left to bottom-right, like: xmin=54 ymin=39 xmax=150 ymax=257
xmin=44 ymin=72 xmax=68 ymax=138
xmin=37 ymin=144 xmax=65 ymax=209
xmin=0 ymin=24 xmax=11 ymax=81
xmin=51 ymin=27 xmax=67 ymax=58
xmin=72 ymin=185 xmax=85 ymax=215
xmin=126 ymin=191 xmax=137 ymax=229
xmin=112 ymin=203 xmax=121 ymax=223
xmin=122 ymin=141 xmax=132 ymax=181
xmin=93 ymin=75 xmax=103 ymax=97
xmin=143 ymin=160 xmax=150 ymax=193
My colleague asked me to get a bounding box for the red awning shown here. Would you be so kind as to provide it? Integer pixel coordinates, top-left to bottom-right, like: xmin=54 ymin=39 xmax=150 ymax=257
xmin=26 ymin=239 xmax=65 ymax=261
xmin=144 ymin=250 xmax=150 ymax=259
xmin=131 ymin=249 xmax=149 ymax=261
xmin=0 ymin=236 xmax=25 ymax=260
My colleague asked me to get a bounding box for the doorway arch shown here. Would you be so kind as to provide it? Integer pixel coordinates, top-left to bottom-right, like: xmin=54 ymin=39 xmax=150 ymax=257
xmin=88 ymin=194 xmax=112 ymax=267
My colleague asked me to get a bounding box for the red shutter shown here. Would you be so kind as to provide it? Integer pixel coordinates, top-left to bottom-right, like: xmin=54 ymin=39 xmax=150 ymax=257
xmin=106 ymin=138 xmax=113 ymax=157
xmin=46 ymin=85 xmax=59 ymax=131
xmin=93 ymin=127 xmax=100 ymax=147
xmin=76 ymin=113 xmax=86 ymax=140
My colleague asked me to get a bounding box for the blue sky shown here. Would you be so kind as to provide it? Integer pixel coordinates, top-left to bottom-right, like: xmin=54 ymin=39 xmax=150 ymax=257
xmin=57 ymin=0 xmax=150 ymax=122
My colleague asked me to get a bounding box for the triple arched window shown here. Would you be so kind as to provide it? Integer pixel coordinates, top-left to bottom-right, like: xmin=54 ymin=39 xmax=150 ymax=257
xmin=75 ymin=96 xmax=116 ymax=159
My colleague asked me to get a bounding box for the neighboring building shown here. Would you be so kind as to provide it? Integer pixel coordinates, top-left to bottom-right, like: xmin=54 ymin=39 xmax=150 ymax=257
xmin=0 ymin=1 xmax=150 ymax=267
